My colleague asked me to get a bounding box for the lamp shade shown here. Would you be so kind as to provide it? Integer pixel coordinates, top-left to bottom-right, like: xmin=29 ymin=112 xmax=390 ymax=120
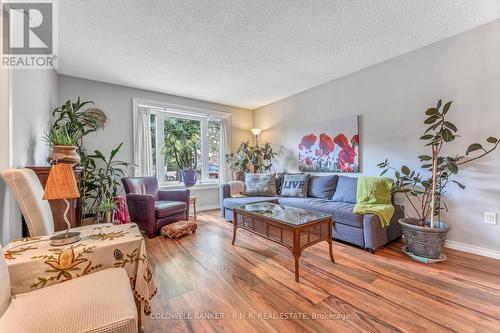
xmin=251 ymin=128 xmax=262 ymax=136
xmin=43 ymin=163 xmax=80 ymax=200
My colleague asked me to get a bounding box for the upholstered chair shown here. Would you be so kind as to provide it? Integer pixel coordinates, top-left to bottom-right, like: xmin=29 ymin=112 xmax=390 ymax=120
xmin=0 ymin=244 xmax=138 ymax=333
xmin=122 ymin=177 xmax=190 ymax=238
xmin=0 ymin=169 xmax=54 ymax=236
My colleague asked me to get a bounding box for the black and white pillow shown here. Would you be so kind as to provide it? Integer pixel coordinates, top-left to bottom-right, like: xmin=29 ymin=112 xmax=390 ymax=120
xmin=281 ymin=174 xmax=309 ymax=197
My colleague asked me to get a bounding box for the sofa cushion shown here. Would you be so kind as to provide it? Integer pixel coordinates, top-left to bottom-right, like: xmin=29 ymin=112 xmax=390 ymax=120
xmin=244 ymin=173 xmax=277 ymax=196
xmin=331 ymin=176 xmax=358 ymax=203
xmin=278 ymin=198 xmax=363 ymax=228
xmin=281 ymin=173 xmax=309 ymax=197
xmin=308 ymin=175 xmax=339 ymax=199
xmin=222 ymin=196 xmax=279 ymax=210
xmin=155 ymin=201 xmax=186 ymax=219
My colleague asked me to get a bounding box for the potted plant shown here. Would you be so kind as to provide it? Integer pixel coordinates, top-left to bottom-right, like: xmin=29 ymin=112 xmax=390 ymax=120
xmin=44 ymin=125 xmax=82 ymax=165
xmin=379 ymin=100 xmax=499 ymax=260
xmin=161 ymin=125 xmax=199 ymax=187
xmin=84 ymin=143 xmax=129 ymax=221
xmin=98 ymin=196 xmax=117 ymax=223
xmin=225 ymin=141 xmax=277 ymax=180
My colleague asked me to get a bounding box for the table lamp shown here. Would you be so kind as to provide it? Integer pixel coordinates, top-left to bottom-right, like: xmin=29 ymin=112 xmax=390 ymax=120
xmin=43 ymin=163 xmax=81 ymax=246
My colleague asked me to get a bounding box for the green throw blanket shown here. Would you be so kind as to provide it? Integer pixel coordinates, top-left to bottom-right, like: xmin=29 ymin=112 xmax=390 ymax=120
xmin=353 ymin=176 xmax=395 ymax=228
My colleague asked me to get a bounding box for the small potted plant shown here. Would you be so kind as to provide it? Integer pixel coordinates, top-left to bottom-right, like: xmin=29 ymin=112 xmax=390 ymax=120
xmin=44 ymin=124 xmax=82 ymax=165
xmin=225 ymin=141 xmax=277 ymax=180
xmin=99 ymin=196 xmax=117 ymax=223
xmin=379 ymin=100 xmax=498 ymax=260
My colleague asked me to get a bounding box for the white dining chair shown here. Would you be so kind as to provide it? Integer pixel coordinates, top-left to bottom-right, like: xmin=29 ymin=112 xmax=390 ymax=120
xmin=0 ymin=168 xmax=54 ymax=236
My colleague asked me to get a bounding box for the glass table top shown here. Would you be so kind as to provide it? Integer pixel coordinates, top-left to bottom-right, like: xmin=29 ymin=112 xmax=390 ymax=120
xmin=233 ymin=202 xmax=331 ymax=226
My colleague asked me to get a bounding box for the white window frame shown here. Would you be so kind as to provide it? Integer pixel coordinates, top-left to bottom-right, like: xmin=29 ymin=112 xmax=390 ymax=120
xmin=133 ymin=98 xmax=231 ymax=187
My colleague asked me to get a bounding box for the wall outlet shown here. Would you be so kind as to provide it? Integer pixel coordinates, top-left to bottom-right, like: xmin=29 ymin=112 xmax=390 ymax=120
xmin=484 ymin=212 xmax=497 ymax=225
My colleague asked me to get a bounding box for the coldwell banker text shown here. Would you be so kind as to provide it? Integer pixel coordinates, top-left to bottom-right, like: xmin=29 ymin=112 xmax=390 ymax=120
xmin=2 ymin=1 xmax=57 ymax=69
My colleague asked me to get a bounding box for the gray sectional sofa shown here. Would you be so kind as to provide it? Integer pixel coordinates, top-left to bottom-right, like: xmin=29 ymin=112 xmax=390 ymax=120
xmin=220 ymin=175 xmax=404 ymax=253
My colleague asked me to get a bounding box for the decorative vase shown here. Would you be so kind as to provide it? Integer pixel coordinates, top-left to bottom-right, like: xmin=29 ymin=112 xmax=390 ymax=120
xmin=47 ymin=145 xmax=80 ymax=166
xmin=399 ymin=218 xmax=450 ymax=259
xmin=233 ymin=171 xmax=244 ymax=181
xmin=180 ymin=169 xmax=197 ymax=187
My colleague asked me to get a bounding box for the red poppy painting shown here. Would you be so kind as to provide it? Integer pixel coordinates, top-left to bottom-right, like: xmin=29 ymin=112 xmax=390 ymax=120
xmin=297 ymin=115 xmax=359 ymax=172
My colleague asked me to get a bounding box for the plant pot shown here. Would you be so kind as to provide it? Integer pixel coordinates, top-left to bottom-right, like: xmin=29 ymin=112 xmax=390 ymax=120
xmin=102 ymin=210 xmax=115 ymax=223
xmin=47 ymin=145 xmax=80 ymax=166
xmin=399 ymin=218 xmax=450 ymax=259
xmin=180 ymin=169 xmax=197 ymax=188
xmin=81 ymin=215 xmax=97 ymax=226
xmin=233 ymin=171 xmax=244 ymax=181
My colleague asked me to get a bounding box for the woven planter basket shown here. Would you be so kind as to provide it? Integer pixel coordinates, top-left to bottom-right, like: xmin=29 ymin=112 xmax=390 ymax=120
xmin=399 ymin=218 xmax=450 ymax=259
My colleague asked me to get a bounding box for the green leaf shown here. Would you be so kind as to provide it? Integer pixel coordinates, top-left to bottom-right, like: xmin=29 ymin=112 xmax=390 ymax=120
xmin=448 ymin=162 xmax=458 ymax=174
xmin=442 ymin=101 xmax=452 ymax=114
xmin=401 ymin=166 xmax=411 ymax=175
xmin=442 ymin=128 xmax=454 ymax=142
xmin=421 ymin=163 xmax=432 ymax=169
xmin=487 ymin=136 xmax=498 ymax=144
xmin=452 ymin=180 xmax=465 ymax=190
xmin=436 ymin=99 xmax=442 ymax=110
xmin=425 ymin=108 xmax=438 ymax=116
xmin=424 ymin=116 xmax=438 ymax=124
xmin=420 ymin=134 xmax=433 ymax=140
xmin=466 ymin=143 xmax=483 ymax=155
xmin=443 ymin=121 xmax=457 ymax=132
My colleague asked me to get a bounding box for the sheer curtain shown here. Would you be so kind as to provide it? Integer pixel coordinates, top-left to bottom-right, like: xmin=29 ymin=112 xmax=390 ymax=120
xmin=219 ymin=117 xmax=231 ymax=183
xmin=134 ymin=106 xmax=152 ymax=176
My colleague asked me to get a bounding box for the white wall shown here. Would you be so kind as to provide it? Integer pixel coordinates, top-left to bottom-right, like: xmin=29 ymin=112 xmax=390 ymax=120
xmin=58 ymin=75 xmax=253 ymax=209
xmin=254 ymin=19 xmax=500 ymax=254
xmin=0 ymin=69 xmax=58 ymax=243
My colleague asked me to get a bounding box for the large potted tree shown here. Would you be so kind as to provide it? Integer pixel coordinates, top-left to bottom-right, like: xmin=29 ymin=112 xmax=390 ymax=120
xmin=379 ymin=100 xmax=498 ymax=260
xmin=225 ymin=141 xmax=277 ymax=180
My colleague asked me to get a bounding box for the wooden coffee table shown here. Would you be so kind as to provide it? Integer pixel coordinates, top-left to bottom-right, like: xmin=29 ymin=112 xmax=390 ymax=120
xmin=232 ymin=202 xmax=334 ymax=282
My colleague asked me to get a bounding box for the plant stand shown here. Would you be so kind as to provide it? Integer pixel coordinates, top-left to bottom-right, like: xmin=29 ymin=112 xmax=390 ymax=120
xmin=402 ymin=246 xmax=447 ymax=264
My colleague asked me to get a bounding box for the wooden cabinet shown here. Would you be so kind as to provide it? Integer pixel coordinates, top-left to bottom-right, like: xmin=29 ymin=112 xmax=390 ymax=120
xmin=26 ymin=166 xmax=83 ymax=233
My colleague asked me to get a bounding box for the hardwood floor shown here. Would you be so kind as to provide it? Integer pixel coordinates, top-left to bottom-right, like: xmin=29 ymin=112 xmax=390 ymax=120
xmin=143 ymin=210 xmax=500 ymax=333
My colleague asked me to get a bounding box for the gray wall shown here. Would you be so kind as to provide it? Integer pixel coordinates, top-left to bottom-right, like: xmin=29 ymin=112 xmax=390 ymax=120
xmin=0 ymin=69 xmax=57 ymax=243
xmin=254 ymin=19 xmax=500 ymax=253
xmin=58 ymin=75 xmax=253 ymax=209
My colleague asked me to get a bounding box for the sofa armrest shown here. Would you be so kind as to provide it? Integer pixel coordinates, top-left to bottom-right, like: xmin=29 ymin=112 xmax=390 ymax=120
xmin=362 ymin=204 xmax=404 ymax=252
xmin=158 ymin=189 xmax=190 ymax=203
xmin=220 ymin=184 xmax=231 ymax=200
xmin=220 ymin=184 xmax=231 ymax=217
xmin=125 ymin=194 xmax=156 ymax=234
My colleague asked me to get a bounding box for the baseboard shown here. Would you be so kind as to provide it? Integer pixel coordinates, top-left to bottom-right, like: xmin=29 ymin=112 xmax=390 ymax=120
xmin=196 ymin=204 xmax=220 ymax=212
xmin=445 ymin=240 xmax=500 ymax=260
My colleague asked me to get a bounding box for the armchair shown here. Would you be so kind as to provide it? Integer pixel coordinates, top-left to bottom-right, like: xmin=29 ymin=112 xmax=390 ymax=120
xmin=122 ymin=177 xmax=190 ymax=238
xmin=0 ymin=245 xmax=138 ymax=333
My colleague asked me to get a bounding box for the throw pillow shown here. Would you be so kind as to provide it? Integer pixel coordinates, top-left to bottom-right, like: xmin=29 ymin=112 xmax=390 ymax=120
xmin=281 ymin=173 xmax=309 ymax=197
xmin=331 ymin=176 xmax=358 ymax=203
xmin=308 ymin=175 xmax=339 ymax=199
xmin=275 ymin=172 xmax=285 ymax=195
xmin=244 ymin=173 xmax=277 ymax=196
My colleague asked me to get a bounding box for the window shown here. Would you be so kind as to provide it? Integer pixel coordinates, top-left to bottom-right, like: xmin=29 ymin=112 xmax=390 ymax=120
xmin=135 ymin=100 xmax=229 ymax=186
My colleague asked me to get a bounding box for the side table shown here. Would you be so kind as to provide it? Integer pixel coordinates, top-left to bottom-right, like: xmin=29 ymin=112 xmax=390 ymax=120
xmin=189 ymin=196 xmax=197 ymax=220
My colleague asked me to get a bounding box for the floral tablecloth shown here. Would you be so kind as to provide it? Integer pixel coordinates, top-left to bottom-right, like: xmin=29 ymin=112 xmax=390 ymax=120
xmin=3 ymin=223 xmax=157 ymax=315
